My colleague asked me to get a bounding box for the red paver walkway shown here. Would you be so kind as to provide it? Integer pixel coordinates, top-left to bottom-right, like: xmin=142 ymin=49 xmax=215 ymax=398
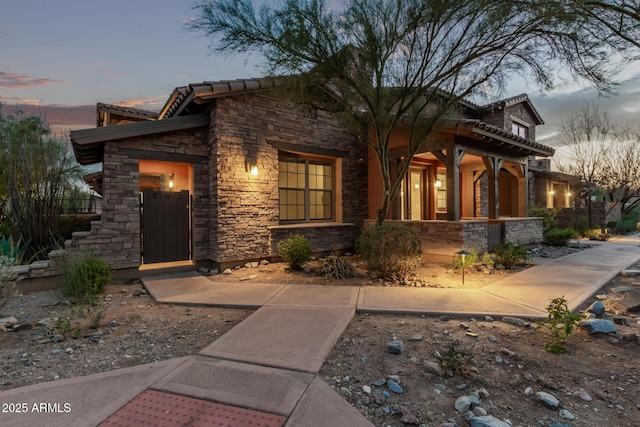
xmin=99 ymin=390 xmax=286 ymax=427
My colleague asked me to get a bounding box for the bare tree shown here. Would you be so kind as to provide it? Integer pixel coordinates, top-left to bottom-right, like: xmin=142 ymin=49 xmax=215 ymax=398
xmin=187 ymin=0 xmax=640 ymax=224
xmin=556 ymin=102 xmax=640 ymax=223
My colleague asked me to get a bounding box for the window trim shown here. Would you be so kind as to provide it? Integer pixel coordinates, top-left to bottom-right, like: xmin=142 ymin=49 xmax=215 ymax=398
xmin=278 ymin=153 xmax=335 ymax=223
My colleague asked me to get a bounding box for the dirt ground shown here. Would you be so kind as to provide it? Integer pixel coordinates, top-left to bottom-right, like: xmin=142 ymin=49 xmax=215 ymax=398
xmin=1 ymin=242 xmax=639 ymax=426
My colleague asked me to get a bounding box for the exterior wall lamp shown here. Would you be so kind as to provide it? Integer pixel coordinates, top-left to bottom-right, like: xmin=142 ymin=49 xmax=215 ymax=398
xmin=246 ymin=162 xmax=258 ymax=176
xmin=434 ymin=180 xmax=442 ymax=188
xmin=168 ymin=174 xmax=174 ymax=190
xmin=549 ymin=190 xmax=555 ymax=195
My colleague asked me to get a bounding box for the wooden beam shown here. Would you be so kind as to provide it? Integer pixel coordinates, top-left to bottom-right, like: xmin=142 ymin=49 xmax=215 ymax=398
xmin=483 ymin=156 xmax=503 ymax=220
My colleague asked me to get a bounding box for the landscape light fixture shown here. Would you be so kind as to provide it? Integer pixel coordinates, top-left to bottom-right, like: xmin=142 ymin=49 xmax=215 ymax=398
xmin=456 ymin=250 xmax=471 ymax=286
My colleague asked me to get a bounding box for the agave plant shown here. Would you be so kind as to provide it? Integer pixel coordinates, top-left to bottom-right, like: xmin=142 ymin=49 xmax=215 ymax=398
xmin=0 ymin=235 xmax=30 ymax=265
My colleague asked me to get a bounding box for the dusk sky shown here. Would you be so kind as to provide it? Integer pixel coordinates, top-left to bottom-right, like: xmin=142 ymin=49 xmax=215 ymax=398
xmin=2 ymin=1 xmax=640 ymax=148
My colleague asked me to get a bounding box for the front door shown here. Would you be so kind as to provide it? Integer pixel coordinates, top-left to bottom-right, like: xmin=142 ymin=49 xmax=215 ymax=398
xmin=141 ymin=189 xmax=191 ymax=264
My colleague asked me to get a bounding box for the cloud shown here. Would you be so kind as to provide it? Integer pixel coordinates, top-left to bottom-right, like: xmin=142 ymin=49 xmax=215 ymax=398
xmin=116 ymin=95 xmax=167 ymax=110
xmin=0 ymin=71 xmax=63 ymax=88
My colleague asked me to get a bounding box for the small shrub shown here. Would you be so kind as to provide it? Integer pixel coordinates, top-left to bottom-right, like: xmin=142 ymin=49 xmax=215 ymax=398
xmin=435 ymin=340 xmax=475 ymax=377
xmin=528 ymin=204 xmax=558 ymax=233
xmin=90 ymin=307 xmax=105 ymax=329
xmin=59 ymin=252 xmax=112 ymax=304
xmin=480 ymin=252 xmax=494 ymax=268
xmin=537 ymin=296 xmax=584 ymax=354
xmin=57 ymin=215 xmax=95 ymax=241
xmin=0 ymin=255 xmax=19 ymax=309
xmin=615 ymin=216 xmax=637 ymax=234
xmin=317 ymin=255 xmax=354 ymax=279
xmin=277 ymin=234 xmax=312 ymax=270
xmin=357 ymin=224 xmax=422 ymax=281
xmin=584 ymin=228 xmax=610 ymax=241
xmin=544 ymin=228 xmax=577 ymax=246
xmin=452 ymin=250 xmax=478 ymax=270
xmin=491 ymin=242 xmax=528 ymax=269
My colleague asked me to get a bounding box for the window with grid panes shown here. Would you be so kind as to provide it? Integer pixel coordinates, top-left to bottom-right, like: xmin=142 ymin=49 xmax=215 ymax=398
xmin=278 ymin=155 xmax=333 ymax=222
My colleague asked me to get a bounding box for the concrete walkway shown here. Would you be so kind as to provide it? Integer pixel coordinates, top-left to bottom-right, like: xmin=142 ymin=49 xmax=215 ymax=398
xmin=2 ymin=235 xmax=639 ymax=426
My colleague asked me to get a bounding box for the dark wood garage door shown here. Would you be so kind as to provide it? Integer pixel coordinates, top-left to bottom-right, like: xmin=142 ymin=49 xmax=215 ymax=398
xmin=141 ymin=189 xmax=191 ymax=264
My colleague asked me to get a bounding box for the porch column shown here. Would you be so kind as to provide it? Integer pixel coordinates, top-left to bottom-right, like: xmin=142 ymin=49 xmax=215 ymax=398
xmin=434 ymin=148 xmax=465 ymax=221
xmin=483 ymin=156 xmax=503 ymax=220
xmin=504 ymin=163 xmax=528 ymax=217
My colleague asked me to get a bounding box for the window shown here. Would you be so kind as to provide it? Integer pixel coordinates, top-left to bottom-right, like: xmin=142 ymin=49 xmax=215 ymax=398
xmin=279 ymin=155 xmax=333 ymax=221
xmin=436 ymin=170 xmax=447 ymax=211
xmin=511 ymin=123 xmax=528 ymax=138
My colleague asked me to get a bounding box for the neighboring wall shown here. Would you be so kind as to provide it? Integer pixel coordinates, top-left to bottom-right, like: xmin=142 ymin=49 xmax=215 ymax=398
xmin=209 ymin=93 xmax=368 ymax=265
xmin=557 ymin=202 xmax=621 ymax=229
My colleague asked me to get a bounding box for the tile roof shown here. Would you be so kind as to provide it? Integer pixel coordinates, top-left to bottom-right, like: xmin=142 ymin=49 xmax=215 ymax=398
xmin=456 ymin=119 xmax=555 ymax=156
xmin=96 ymin=102 xmax=158 ymax=126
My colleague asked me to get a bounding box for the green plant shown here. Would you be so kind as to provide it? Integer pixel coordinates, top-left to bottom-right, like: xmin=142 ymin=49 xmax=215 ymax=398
xmin=491 ymin=242 xmax=528 ymax=269
xmin=543 ymin=228 xmax=577 ymax=246
xmin=537 ymin=296 xmax=584 ymax=354
xmin=53 ymin=314 xmax=72 ymax=335
xmin=480 ymin=252 xmax=494 ymax=268
xmin=528 ymin=204 xmax=559 ymax=233
xmin=584 ymin=228 xmax=610 ymax=241
xmin=615 ymin=215 xmax=637 ymax=234
xmin=357 ymin=224 xmax=423 ymax=281
xmin=452 ymin=250 xmax=478 ymax=270
xmin=90 ymin=307 xmax=105 ymax=329
xmin=277 ymin=234 xmax=312 ymax=270
xmin=59 ymin=252 xmax=112 ymax=304
xmin=0 ymin=255 xmax=18 ymax=309
xmin=317 ymin=255 xmax=354 ymax=279
xmin=0 ymin=235 xmax=30 ymax=265
xmin=435 ymin=340 xmax=475 ymax=377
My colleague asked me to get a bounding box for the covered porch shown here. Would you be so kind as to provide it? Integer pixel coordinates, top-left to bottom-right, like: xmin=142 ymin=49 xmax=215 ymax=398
xmin=367 ymin=119 xmax=553 ymax=258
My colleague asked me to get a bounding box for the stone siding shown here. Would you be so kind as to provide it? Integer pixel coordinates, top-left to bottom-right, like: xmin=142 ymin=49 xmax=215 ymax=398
xmin=365 ymin=220 xmax=488 ymax=258
xmin=557 ymin=202 xmax=621 ymax=229
xmin=503 ymin=217 xmax=543 ymax=245
xmin=71 ymin=127 xmax=209 ymax=270
xmin=269 ymin=224 xmax=357 ymax=260
xmin=210 ymin=94 xmax=368 ymax=265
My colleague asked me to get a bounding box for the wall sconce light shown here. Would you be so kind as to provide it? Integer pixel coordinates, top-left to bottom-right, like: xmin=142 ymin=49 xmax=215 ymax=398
xmin=434 ymin=180 xmax=442 ymax=188
xmin=414 ymin=183 xmax=420 ymax=189
xmin=549 ymin=190 xmax=555 ymax=195
xmin=567 ymin=192 xmax=572 ymax=197
xmin=168 ymin=174 xmax=174 ymax=190
xmin=246 ymin=162 xmax=258 ymax=176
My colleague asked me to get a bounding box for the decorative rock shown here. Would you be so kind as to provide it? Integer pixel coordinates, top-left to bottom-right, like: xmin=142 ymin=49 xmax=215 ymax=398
xmin=466 ymin=415 xmax=512 ymax=427
xmin=362 ymin=385 xmax=371 ymax=394
xmin=586 ymin=300 xmax=605 ymax=317
xmin=501 ymin=317 xmax=525 ymax=326
xmin=620 ymin=269 xmax=640 ymax=277
xmin=616 ymin=289 xmax=640 ymax=313
xmin=477 ymin=388 xmax=490 ymax=399
xmin=372 ymin=379 xmax=386 ymax=386
xmin=0 ymin=316 xmax=18 ymax=327
xmin=579 ymin=319 xmax=617 ymax=334
xmin=386 ymin=340 xmax=404 ymax=354
xmin=423 ymin=360 xmax=445 ymax=377
xmin=611 ymin=285 xmax=633 ymax=293
xmin=51 ymin=349 xmax=62 ymax=355
xmin=535 ymin=391 xmax=560 ymax=409
xmin=259 ymin=259 xmax=270 ymax=266
xmin=222 ymin=268 xmax=232 ymax=275
xmin=559 ymin=409 xmax=576 ymax=421
xmin=410 ymin=334 xmax=423 ymax=341
xmin=577 ymin=389 xmax=592 ymax=401
xmin=11 ymin=323 xmax=32 ymax=332
xmin=473 ymin=407 xmax=488 ymax=416
xmin=524 ymin=387 xmax=535 ymax=396
xmin=340 ymin=387 xmax=352 ymax=398
xmin=613 ymin=317 xmax=629 ymax=325
xmin=484 ymin=316 xmax=494 ymax=322
xmin=401 ymin=408 xmax=420 ymax=425
xmin=487 ymin=334 xmax=498 ymax=343
xmin=455 ymin=396 xmax=472 ymax=413
xmin=374 ymin=390 xmax=386 ymax=404
xmin=107 ymin=321 xmax=119 ymax=328
xmin=387 ymin=379 xmax=404 ymax=394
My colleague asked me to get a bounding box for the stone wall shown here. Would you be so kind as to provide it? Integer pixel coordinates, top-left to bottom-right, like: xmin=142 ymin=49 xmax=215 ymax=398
xmin=269 ymin=224 xmax=357 ymax=259
xmin=71 ymin=127 xmax=209 ymax=270
xmin=503 ymin=217 xmax=543 ymax=245
xmin=365 ymin=220 xmax=488 ymax=258
xmin=557 ymin=202 xmax=621 ymax=229
xmin=210 ymin=94 xmax=368 ymax=265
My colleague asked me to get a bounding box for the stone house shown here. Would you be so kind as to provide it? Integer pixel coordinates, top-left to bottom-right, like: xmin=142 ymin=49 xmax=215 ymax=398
xmin=70 ymin=79 xmax=555 ymax=270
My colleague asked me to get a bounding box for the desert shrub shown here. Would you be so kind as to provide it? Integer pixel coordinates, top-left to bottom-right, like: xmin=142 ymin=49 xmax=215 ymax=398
xmin=584 ymin=228 xmax=610 ymax=241
xmin=277 ymin=234 xmax=312 ymax=270
xmin=615 ymin=216 xmax=637 ymax=234
xmin=536 ymin=296 xmax=584 ymax=354
xmin=491 ymin=242 xmax=528 ymax=269
xmin=0 ymin=255 xmax=18 ymax=309
xmin=317 ymin=255 xmax=354 ymax=279
xmin=357 ymin=224 xmax=422 ymax=281
xmin=452 ymin=250 xmax=478 ymax=270
xmin=59 ymin=252 xmax=112 ymax=304
xmin=528 ymin=204 xmax=558 ymax=233
xmin=544 ymin=228 xmax=577 ymax=246
xmin=480 ymin=252 xmax=494 ymax=268
xmin=435 ymin=340 xmax=475 ymax=377
xmin=0 ymin=235 xmax=30 ymax=265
